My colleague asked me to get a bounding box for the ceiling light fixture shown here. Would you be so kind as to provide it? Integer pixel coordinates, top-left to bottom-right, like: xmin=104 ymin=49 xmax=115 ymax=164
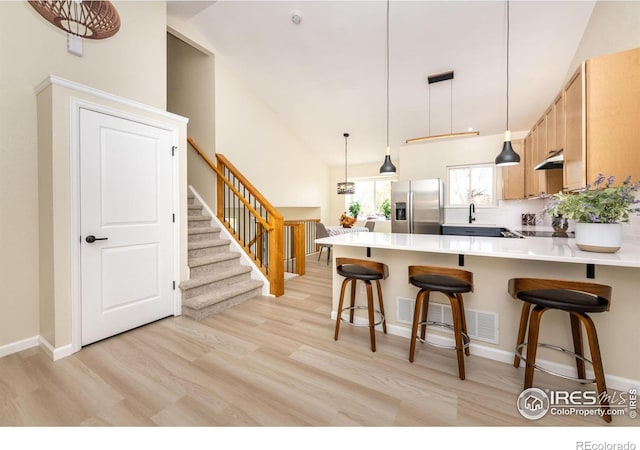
xmin=29 ymin=0 xmax=120 ymax=40
xmin=337 ymin=133 xmax=355 ymax=195
xmin=495 ymin=0 xmax=521 ymax=166
xmin=406 ymin=71 xmax=480 ymax=144
xmin=379 ymin=0 xmax=397 ymax=175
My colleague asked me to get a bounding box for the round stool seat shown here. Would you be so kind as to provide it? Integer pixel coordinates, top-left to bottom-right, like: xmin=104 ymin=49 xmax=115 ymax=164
xmin=517 ymin=289 xmax=608 ymax=313
xmin=337 ymin=264 xmax=384 ymax=281
xmin=410 ymin=274 xmax=472 ymax=294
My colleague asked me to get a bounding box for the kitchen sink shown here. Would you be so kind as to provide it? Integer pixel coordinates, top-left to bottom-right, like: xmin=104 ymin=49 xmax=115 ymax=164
xmin=441 ymin=225 xmax=524 ymax=238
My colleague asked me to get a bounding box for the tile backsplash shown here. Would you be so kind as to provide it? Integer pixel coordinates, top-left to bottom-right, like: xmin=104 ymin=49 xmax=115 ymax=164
xmin=444 ymin=198 xmax=640 ymax=240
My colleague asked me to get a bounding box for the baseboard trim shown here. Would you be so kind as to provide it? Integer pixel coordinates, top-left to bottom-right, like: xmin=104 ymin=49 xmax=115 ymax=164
xmin=331 ymin=311 xmax=640 ymax=392
xmin=0 ymin=336 xmax=39 ymax=358
xmin=38 ymin=337 xmax=74 ymax=361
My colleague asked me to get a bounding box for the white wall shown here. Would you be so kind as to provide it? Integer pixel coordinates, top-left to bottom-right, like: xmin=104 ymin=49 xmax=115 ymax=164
xmin=214 ymin=58 xmax=330 ymax=210
xmin=167 ymin=33 xmax=217 ymax=208
xmin=0 ymin=1 xmax=168 ymax=349
xmin=168 ymin=18 xmax=330 ymax=217
xmin=566 ymin=0 xmax=640 ymax=83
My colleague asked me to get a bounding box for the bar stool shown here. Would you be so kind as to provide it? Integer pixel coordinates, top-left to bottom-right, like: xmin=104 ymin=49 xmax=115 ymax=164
xmin=508 ymin=278 xmax=613 ymax=422
xmin=334 ymin=257 xmax=388 ymax=352
xmin=408 ymin=265 xmax=473 ymax=380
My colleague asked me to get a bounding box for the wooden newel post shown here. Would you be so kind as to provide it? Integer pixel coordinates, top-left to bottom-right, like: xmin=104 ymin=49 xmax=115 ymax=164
xmin=291 ymin=222 xmax=306 ymax=276
xmin=268 ymin=214 xmax=285 ymax=296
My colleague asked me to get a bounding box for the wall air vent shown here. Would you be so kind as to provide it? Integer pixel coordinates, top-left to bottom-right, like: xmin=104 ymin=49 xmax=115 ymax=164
xmin=397 ymin=297 xmax=498 ymax=344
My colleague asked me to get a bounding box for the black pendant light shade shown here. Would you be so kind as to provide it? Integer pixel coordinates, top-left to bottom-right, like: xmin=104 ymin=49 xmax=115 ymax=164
xmin=380 ymin=151 xmax=397 ymax=174
xmin=495 ymin=131 xmax=520 ymax=166
xmin=337 ymin=133 xmax=355 ymax=195
xmin=379 ymin=0 xmax=397 ymax=175
xmin=495 ymin=0 xmax=521 ymax=167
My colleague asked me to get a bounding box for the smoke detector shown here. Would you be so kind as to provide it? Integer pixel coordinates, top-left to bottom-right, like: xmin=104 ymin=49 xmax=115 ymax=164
xmin=291 ymin=10 xmax=303 ymax=25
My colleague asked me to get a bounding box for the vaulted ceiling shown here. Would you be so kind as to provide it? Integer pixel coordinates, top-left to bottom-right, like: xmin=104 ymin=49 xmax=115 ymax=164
xmin=167 ymin=1 xmax=596 ymax=166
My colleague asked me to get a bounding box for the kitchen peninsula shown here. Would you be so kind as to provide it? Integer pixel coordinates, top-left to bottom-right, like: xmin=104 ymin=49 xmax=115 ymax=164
xmin=315 ymin=231 xmax=640 ymax=390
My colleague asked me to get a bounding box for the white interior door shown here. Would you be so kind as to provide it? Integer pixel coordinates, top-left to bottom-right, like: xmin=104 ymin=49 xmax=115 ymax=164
xmin=80 ymin=108 xmax=175 ymax=346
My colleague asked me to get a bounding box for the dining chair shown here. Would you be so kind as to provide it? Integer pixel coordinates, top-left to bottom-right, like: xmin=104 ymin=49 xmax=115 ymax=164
xmin=365 ymin=221 xmax=375 ymax=232
xmin=315 ymin=222 xmax=332 ymax=264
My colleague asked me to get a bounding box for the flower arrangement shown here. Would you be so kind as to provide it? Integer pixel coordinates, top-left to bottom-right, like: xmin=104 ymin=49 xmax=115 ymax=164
xmin=339 ymin=212 xmax=357 ymax=228
xmin=543 ymin=174 xmax=640 ymax=224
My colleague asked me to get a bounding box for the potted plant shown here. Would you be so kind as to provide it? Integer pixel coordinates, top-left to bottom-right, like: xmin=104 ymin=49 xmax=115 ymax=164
xmin=380 ymin=198 xmax=391 ymax=220
xmin=544 ymin=174 xmax=640 ymax=252
xmin=348 ymin=201 xmax=361 ymax=219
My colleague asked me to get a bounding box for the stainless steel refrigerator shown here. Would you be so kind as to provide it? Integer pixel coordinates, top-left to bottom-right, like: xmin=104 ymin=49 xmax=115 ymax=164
xmin=391 ymin=179 xmax=444 ymax=234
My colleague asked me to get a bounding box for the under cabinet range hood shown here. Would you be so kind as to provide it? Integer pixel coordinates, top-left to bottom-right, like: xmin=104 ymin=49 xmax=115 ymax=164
xmin=535 ymin=151 xmax=564 ymax=170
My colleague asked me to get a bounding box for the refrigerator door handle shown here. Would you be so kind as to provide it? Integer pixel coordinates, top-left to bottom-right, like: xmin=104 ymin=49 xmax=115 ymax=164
xmin=408 ymin=191 xmax=414 ymax=234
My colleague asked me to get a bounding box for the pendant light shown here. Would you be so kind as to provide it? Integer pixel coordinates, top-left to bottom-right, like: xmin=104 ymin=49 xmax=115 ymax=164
xmin=337 ymin=133 xmax=355 ymax=195
xmin=29 ymin=1 xmax=121 ymax=40
xmin=379 ymin=0 xmax=397 ymax=175
xmin=405 ymin=71 xmax=480 ymax=144
xmin=495 ymin=0 xmax=521 ymax=166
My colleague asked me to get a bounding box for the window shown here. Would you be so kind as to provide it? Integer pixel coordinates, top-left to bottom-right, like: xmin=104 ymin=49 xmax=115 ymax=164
xmin=447 ymin=163 xmax=496 ymax=206
xmin=344 ymin=177 xmax=394 ymax=219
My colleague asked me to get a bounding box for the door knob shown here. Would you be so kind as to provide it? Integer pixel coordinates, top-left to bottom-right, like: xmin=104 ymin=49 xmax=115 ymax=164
xmin=85 ymin=235 xmax=108 ymax=243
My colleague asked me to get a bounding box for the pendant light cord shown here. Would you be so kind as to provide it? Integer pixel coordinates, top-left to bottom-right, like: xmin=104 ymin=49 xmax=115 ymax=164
xmin=386 ymin=0 xmax=390 ymax=151
xmin=344 ymin=133 xmax=349 ymax=182
xmin=506 ymin=0 xmax=510 ymax=131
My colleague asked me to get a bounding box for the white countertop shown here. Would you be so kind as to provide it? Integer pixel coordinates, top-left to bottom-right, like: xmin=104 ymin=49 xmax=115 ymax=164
xmin=315 ymin=232 xmax=640 ymax=268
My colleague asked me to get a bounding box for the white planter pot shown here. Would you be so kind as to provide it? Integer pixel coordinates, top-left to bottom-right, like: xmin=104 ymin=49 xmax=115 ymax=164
xmin=575 ymin=222 xmax=623 ymax=253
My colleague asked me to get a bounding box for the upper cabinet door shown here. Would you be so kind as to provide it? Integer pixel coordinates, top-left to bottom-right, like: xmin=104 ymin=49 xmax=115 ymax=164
xmin=563 ymin=65 xmax=586 ymax=191
xmin=553 ymin=93 xmax=565 ymax=154
xmin=501 ymin=139 xmax=525 ymax=200
xmin=586 ymin=47 xmax=640 ymax=185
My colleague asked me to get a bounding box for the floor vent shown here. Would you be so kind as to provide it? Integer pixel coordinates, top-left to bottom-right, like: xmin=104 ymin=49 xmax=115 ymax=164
xmin=396 ymin=297 xmax=499 ymax=344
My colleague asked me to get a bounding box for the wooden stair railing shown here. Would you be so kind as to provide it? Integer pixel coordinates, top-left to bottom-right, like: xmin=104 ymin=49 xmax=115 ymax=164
xmin=188 ymin=138 xmax=284 ymax=296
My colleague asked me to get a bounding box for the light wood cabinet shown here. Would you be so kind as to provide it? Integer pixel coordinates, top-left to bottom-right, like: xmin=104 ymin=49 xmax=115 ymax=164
xmin=553 ymin=93 xmax=565 ymax=153
xmin=502 ymin=47 xmax=640 ymax=199
xmin=563 ymin=47 xmax=640 ymax=190
xmin=563 ymin=65 xmax=585 ymax=191
xmin=501 ymin=139 xmax=525 ymax=200
xmin=524 ymin=130 xmax=538 ymax=198
xmin=585 ymin=48 xmax=640 ymax=186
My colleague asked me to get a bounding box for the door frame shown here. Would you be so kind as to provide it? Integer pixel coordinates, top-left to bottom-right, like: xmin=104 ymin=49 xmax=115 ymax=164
xmin=69 ymin=98 xmax=182 ymax=353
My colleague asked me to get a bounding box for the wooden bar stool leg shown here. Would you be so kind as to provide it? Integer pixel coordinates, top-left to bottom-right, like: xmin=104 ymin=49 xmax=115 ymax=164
xmin=514 ymin=302 xmax=532 ymax=368
xmin=448 ymin=293 xmax=466 ymax=380
xmin=577 ymin=313 xmax=611 ymax=423
xmin=409 ymin=290 xmax=426 ymax=362
xmin=349 ymin=279 xmax=357 ymax=324
xmin=375 ymin=280 xmax=387 ymax=334
xmin=569 ymin=312 xmax=586 ymax=380
xmin=334 ymin=278 xmax=350 ymax=341
xmin=456 ymin=293 xmax=470 ymax=357
xmin=420 ymin=290 xmax=431 ymax=341
xmin=524 ymin=306 xmax=548 ymax=389
xmin=365 ymin=281 xmax=376 ymax=352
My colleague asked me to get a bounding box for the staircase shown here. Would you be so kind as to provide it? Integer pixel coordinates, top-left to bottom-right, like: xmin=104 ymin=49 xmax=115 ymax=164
xmin=180 ymin=191 xmax=264 ymax=320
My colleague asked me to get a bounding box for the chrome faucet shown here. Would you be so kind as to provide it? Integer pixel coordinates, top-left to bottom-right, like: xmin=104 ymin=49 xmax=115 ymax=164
xmin=468 ymin=203 xmax=476 ymax=224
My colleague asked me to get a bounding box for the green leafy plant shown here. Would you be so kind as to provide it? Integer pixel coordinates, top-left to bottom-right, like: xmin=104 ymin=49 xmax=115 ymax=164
xmin=543 ymin=174 xmax=640 ymax=223
xmin=348 ymin=201 xmax=361 ymax=219
xmin=380 ymin=198 xmax=391 ymax=219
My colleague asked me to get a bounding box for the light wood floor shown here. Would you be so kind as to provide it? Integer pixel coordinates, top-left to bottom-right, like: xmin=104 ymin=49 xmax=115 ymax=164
xmin=0 ymin=255 xmax=635 ymax=427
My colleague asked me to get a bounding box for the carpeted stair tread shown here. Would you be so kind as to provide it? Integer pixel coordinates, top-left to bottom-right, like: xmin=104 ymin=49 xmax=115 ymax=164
xmin=179 ymin=265 xmax=251 ymax=291
xmin=189 ymin=214 xmax=213 ymax=221
xmin=188 ymin=238 xmax=230 ymax=250
xmin=182 ymin=279 xmax=264 ymax=311
xmin=189 ymin=251 xmax=241 ymax=268
xmin=188 ymin=226 xmax=221 ymax=235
